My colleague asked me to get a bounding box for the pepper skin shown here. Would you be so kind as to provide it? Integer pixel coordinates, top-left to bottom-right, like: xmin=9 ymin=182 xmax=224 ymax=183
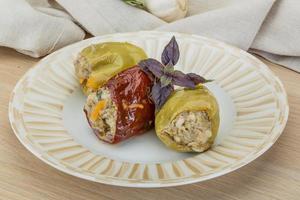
xmin=75 ymin=42 xmax=147 ymax=95
xmin=155 ymin=85 xmax=220 ymax=152
xmin=85 ymin=66 xmax=155 ymax=144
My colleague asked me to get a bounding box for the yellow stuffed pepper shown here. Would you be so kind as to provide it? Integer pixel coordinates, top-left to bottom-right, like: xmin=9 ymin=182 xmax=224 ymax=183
xmin=155 ymin=85 xmax=219 ymax=152
xmin=74 ymin=42 xmax=147 ymax=94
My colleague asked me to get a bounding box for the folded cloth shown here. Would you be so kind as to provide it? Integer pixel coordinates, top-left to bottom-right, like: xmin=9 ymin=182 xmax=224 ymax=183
xmin=0 ymin=0 xmax=299 ymax=72
xmin=158 ymin=0 xmax=275 ymax=50
xmin=250 ymin=0 xmax=300 ymax=72
xmin=0 ymin=0 xmax=84 ymax=57
xmin=56 ymin=0 xmax=165 ymax=35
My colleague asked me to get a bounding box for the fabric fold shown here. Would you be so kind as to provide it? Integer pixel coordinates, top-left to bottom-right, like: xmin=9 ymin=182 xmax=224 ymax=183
xmin=251 ymin=0 xmax=300 ymax=56
xmin=251 ymin=49 xmax=300 ymax=72
xmin=56 ymin=0 xmax=165 ymax=36
xmin=0 ymin=0 xmax=85 ymax=57
xmin=158 ymin=0 xmax=275 ymax=50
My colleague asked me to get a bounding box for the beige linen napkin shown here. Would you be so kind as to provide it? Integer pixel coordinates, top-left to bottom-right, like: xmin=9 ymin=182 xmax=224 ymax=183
xmin=0 ymin=0 xmax=84 ymax=57
xmin=158 ymin=0 xmax=275 ymax=50
xmin=250 ymin=0 xmax=300 ymax=72
xmin=56 ymin=0 xmax=165 ymax=36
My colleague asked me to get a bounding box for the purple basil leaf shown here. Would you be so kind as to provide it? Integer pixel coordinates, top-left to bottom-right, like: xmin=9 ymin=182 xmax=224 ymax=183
xmin=186 ymin=73 xmax=207 ymax=84
xmin=171 ymin=70 xmax=196 ymax=88
xmin=138 ymin=58 xmax=164 ymax=79
xmin=161 ymin=36 xmax=180 ymax=66
xmin=151 ymin=81 xmax=174 ymax=111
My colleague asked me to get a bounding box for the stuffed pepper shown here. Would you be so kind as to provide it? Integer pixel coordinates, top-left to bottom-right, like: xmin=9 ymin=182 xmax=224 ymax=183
xmin=155 ymin=86 xmax=219 ymax=152
xmin=84 ymin=66 xmax=155 ymax=144
xmin=75 ymin=42 xmax=147 ymax=94
xmin=138 ymin=36 xmax=219 ymax=152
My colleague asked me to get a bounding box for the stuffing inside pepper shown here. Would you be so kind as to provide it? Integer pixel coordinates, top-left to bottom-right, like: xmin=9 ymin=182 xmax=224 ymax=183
xmin=162 ymin=111 xmax=212 ymax=152
xmin=84 ymin=88 xmax=117 ymax=142
xmin=155 ymin=86 xmax=219 ymax=152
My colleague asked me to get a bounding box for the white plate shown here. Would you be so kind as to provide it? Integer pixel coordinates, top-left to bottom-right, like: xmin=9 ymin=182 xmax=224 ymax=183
xmin=9 ymin=31 xmax=289 ymax=187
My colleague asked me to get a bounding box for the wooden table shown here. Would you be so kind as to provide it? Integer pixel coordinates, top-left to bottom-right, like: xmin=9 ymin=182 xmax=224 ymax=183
xmin=0 ymin=46 xmax=299 ymax=200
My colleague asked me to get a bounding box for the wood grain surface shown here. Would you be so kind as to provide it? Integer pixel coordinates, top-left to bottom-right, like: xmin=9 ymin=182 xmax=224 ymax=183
xmin=0 ymin=46 xmax=299 ymax=200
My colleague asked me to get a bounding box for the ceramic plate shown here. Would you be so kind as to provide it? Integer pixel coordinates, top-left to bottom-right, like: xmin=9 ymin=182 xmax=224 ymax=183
xmin=9 ymin=31 xmax=289 ymax=187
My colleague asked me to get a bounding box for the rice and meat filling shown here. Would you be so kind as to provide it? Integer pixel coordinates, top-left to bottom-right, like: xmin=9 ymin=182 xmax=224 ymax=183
xmin=163 ymin=111 xmax=212 ymax=152
xmin=84 ymin=88 xmax=117 ymax=142
xmin=75 ymin=55 xmax=91 ymax=79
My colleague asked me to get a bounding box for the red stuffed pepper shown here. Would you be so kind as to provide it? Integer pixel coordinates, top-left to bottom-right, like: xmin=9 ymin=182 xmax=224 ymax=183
xmin=84 ymin=66 xmax=155 ymax=143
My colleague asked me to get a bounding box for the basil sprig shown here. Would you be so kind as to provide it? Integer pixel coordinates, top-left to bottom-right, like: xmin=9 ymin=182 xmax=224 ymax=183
xmin=138 ymin=36 xmax=211 ymax=111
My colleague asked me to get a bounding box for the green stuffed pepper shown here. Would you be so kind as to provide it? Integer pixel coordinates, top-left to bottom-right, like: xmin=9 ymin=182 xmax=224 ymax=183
xmin=74 ymin=42 xmax=147 ymax=94
xmin=155 ymin=85 xmax=219 ymax=152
